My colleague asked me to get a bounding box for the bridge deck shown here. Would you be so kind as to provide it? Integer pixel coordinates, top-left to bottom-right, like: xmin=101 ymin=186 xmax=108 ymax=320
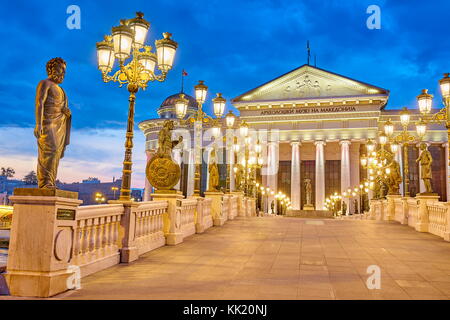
xmin=39 ymin=217 xmax=450 ymax=299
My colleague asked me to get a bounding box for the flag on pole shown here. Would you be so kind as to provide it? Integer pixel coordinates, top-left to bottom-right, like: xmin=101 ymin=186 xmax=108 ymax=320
xmin=182 ymin=69 xmax=188 ymax=76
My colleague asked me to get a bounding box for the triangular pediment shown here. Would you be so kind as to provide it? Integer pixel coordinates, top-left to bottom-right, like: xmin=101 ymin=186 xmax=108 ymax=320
xmin=232 ymin=65 xmax=389 ymax=103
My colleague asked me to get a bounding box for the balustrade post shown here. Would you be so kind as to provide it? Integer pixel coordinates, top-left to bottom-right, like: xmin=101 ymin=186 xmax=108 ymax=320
xmin=151 ymin=192 xmax=184 ymax=245
xmin=416 ymin=194 xmax=439 ymax=232
xmin=5 ymin=189 xmax=82 ymax=297
xmin=444 ymin=202 xmax=450 ymax=242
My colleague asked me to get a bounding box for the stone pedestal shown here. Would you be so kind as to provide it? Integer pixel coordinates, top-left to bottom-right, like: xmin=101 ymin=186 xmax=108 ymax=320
xmin=400 ymin=197 xmax=411 ymax=225
xmin=231 ymin=191 xmax=245 ymax=217
xmin=195 ymin=196 xmax=206 ymax=233
xmin=386 ymin=194 xmax=402 ymax=221
xmin=444 ymin=202 xmax=450 ymax=242
xmin=205 ymin=191 xmax=225 ymax=226
xmin=415 ymin=194 xmax=440 ymax=233
xmin=151 ymin=191 xmax=184 ymax=245
xmin=108 ymin=199 xmax=139 ymax=263
xmin=5 ymin=188 xmax=82 ymax=298
xmin=303 ymin=204 xmax=314 ymax=211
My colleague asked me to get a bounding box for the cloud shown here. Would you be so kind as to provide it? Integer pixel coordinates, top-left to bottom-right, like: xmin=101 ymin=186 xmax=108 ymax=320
xmin=0 ymin=126 xmax=147 ymax=188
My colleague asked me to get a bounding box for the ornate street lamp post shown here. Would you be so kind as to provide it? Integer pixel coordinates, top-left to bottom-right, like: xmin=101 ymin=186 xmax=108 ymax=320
xmin=382 ymin=108 xmax=425 ymax=196
xmin=96 ymin=12 xmax=177 ymax=201
xmin=416 ymin=73 xmax=450 ymax=166
xmin=175 ymin=81 xmax=227 ymax=196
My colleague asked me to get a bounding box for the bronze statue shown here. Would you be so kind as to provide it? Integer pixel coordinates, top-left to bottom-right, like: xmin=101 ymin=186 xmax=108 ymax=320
xmin=207 ymin=147 xmax=220 ymax=192
xmin=270 ymin=200 xmax=275 ymax=214
xmin=304 ymin=178 xmax=312 ymax=205
xmin=34 ymin=58 xmax=71 ymax=189
xmin=416 ymin=143 xmax=433 ymax=193
xmin=156 ymin=120 xmax=183 ymax=158
xmin=146 ymin=120 xmax=183 ymax=191
xmin=234 ymin=164 xmax=244 ymax=191
xmin=384 ymin=152 xmax=402 ymax=195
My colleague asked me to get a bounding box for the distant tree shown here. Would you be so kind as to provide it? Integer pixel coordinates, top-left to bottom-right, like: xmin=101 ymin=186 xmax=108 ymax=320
xmin=1 ymin=167 xmax=15 ymax=178
xmin=23 ymin=171 xmax=38 ymax=185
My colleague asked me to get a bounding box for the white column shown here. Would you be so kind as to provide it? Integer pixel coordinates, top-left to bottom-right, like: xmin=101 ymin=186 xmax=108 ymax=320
xmin=267 ymin=141 xmax=279 ymax=213
xmin=394 ymin=146 xmax=404 ymax=196
xmin=205 ymin=147 xmax=212 ymax=191
xmin=187 ymin=149 xmax=195 ymax=197
xmin=227 ymin=130 xmax=235 ymax=192
xmin=444 ymin=143 xmax=449 ymax=202
xmin=290 ymin=141 xmax=301 ymax=210
xmin=417 ymin=143 xmax=428 ymax=194
xmin=144 ymin=150 xmax=155 ymax=201
xmin=172 ymin=148 xmax=182 ymax=191
xmin=340 ymin=140 xmax=351 ymax=215
xmin=315 ymin=141 xmax=325 ymax=210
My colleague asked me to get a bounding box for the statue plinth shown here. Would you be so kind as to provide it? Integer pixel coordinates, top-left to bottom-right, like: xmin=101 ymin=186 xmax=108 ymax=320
xmin=303 ymin=204 xmax=314 ymax=211
xmin=151 ymin=191 xmax=184 ymax=245
xmin=204 ymin=191 xmax=226 ymax=226
xmin=415 ymin=193 xmax=440 ymax=233
xmin=6 ymin=188 xmax=82 ymax=297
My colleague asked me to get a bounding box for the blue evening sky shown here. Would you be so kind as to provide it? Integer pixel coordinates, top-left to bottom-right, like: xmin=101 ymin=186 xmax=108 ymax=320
xmin=0 ymin=0 xmax=448 ymax=187
xmin=1 ymin=0 xmax=449 ymax=129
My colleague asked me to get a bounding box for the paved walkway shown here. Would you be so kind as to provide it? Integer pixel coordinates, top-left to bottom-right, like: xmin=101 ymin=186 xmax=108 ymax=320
xmin=54 ymin=216 xmax=450 ymax=300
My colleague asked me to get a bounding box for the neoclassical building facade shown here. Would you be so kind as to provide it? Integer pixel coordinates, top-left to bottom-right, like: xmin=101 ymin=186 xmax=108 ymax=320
xmin=139 ymin=65 xmax=449 ymax=213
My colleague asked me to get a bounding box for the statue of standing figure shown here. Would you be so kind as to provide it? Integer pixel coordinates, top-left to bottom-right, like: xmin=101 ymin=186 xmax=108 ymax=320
xmin=416 ymin=143 xmax=433 ymax=193
xmin=35 ymin=58 xmax=71 ymax=189
xmin=304 ymin=178 xmax=312 ymax=205
xmin=384 ymin=152 xmax=402 ymax=195
xmin=208 ymin=146 xmax=220 ymax=192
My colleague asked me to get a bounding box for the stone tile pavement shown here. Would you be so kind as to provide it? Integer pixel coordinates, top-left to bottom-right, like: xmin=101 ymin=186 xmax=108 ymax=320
xmin=7 ymin=216 xmax=450 ymax=300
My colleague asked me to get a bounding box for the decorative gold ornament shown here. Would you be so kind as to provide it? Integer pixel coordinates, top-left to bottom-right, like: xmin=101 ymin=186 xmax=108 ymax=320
xmin=207 ymin=147 xmax=220 ymax=192
xmin=416 ymin=143 xmax=434 ymax=193
xmin=146 ymin=120 xmax=182 ymax=191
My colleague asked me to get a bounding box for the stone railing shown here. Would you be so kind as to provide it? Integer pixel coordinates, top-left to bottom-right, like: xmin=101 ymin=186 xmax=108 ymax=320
xmin=222 ymin=194 xmax=230 ymax=221
xmin=6 ymin=189 xmax=258 ymax=297
xmin=229 ymin=195 xmax=238 ymax=220
xmin=368 ymin=196 xmax=449 ymax=242
xmin=72 ymin=204 xmax=123 ymax=277
xmin=177 ymin=198 xmax=197 ymax=239
xmin=197 ymin=197 xmax=213 ymax=232
xmin=407 ymin=198 xmax=419 ymax=227
xmin=132 ymin=201 xmax=167 ymax=256
xmin=427 ymin=202 xmax=448 ymax=239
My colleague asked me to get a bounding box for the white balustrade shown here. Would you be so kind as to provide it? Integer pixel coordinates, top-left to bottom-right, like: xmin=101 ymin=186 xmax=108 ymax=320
xmin=427 ymin=202 xmax=448 ymax=238
xmin=202 ymin=198 xmax=213 ymax=230
xmin=177 ymin=199 xmax=197 ymax=239
xmin=73 ymin=204 xmax=124 ymax=277
xmin=133 ymin=201 xmax=167 ymax=255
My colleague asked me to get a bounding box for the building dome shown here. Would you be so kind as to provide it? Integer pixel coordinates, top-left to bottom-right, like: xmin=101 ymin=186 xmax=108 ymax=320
xmin=157 ymin=92 xmax=198 ymax=119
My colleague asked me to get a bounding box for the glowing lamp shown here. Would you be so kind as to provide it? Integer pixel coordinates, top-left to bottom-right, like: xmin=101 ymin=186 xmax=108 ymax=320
xmin=225 ymin=110 xmax=236 ymax=128
xmin=112 ymin=21 xmax=134 ymax=61
xmin=155 ymin=32 xmax=178 ymax=73
xmin=439 ymin=73 xmax=450 ymax=99
xmin=416 ymin=119 xmax=427 ymax=137
xmin=212 ymin=93 xmax=226 ymax=118
xmin=417 ymin=89 xmax=433 ymax=114
xmin=175 ymin=93 xmax=188 ymax=119
xmin=194 ymin=80 xmax=208 ymax=104
xmin=399 ymin=107 xmax=410 ymax=127
xmin=128 ymin=12 xmax=150 ymax=48
xmin=96 ymin=36 xmax=115 ymax=73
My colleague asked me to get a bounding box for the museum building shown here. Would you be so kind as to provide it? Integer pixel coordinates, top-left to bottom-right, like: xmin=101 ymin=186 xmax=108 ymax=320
xmin=139 ymin=65 xmax=449 ymax=213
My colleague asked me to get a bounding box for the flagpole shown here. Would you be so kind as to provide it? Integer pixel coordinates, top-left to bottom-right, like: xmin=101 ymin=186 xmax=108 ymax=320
xmin=181 ymin=70 xmax=184 ymax=93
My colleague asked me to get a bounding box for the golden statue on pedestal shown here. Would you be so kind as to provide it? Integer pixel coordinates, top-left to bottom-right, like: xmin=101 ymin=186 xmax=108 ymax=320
xmin=416 ymin=143 xmax=434 ymax=193
xmin=384 ymin=152 xmax=402 ymax=195
xmin=234 ymin=164 xmax=244 ymax=192
xmin=207 ymin=147 xmax=220 ymax=192
xmin=35 ymin=58 xmax=71 ymax=189
xmin=146 ymin=120 xmax=182 ymax=191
